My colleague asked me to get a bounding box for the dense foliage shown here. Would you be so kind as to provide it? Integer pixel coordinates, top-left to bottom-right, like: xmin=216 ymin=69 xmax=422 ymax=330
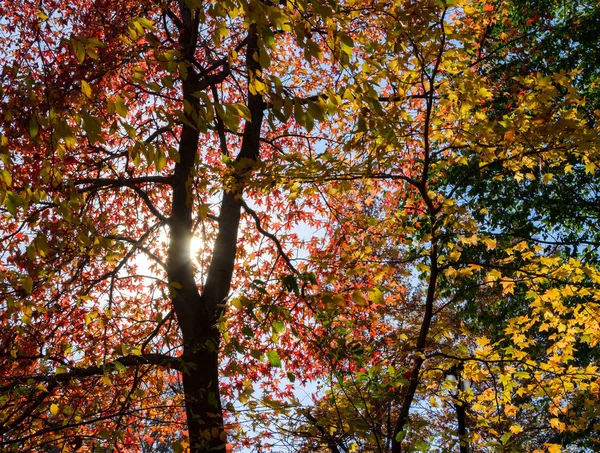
xmin=0 ymin=1 xmax=598 ymax=452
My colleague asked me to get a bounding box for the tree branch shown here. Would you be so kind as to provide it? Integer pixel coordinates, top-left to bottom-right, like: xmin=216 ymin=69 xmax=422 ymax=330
xmin=0 ymin=353 xmax=179 ymax=392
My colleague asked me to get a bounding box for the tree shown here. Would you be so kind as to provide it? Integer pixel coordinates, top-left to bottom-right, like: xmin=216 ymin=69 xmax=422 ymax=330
xmin=0 ymin=0 xmax=337 ymax=450
xmin=1 ymin=1 xmax=599 ymax=453
xmin=234 ymin=2 xmax=600 ymax=452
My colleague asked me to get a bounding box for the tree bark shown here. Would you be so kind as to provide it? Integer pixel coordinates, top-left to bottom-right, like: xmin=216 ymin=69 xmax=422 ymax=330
xmin=391 ymin=239 xmax=438 ymax=453
xmin=455 ymin=401 xmax=468 ymax=453
xmin=166 ymin=9 xmax=264 ymax=450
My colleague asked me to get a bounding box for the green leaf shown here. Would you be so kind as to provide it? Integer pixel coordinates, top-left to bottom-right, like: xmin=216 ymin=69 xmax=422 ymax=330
xmin=115 ymin=95 xmax=128 ymax=117
xmin=71 ymin=38 xmax=85 ymax=63
xmin=36 ymin=234 xmax=49 ymax=257
xmin=81 ymin=112 xmax=104 ymax=143
xmin=339 ymin=33 xmax=354 ymax=48
xmin=231 ymin=297 xmax=243 ymax=310
xmin=21 ymin=276 xmax=33 ymax=294
xmin=234 ymin=103 xmax=252 ymax=122
xmin=259 ymin=47 xmax=271 ymax=69
xmin=395 ymin=430 xmax=407 ymax=442
xmin=262 ymin=27 xmax=275 ymax=48
xmin=5 ymin=191 xmax=21 ymax=215
xmin=293 ymin=100 xmax=305 ymax=126
xmin=352 ymin=290 xmax=367 ymax=306
xmin=415 ymin=440 xmax=430 ymax=452
xmin=272 ymin=320 xmax=285 ymax=334
xmin=266 ymin=350 xmax=282 ymax=367
xmin=339 ymin=33 xmax=354 ymax=56
xmin=281 ymin=275 xmax=299 ymax=295
xmin=29 ymin=116 xmax=39 ymax=138
xmin=222 ymin=104 xmax=241 ymax=132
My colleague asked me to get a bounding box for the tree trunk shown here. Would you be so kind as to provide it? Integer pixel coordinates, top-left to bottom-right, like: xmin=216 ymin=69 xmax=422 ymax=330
xmin=455 ymin=401 xmax=468 ymax=453
xmin=391 ymin=240 xmax=438 ymax=453
xmin=167 ymin=14 xmax=264 ymax=451
xmin=181 ymin=335 xmax=224 ymax=452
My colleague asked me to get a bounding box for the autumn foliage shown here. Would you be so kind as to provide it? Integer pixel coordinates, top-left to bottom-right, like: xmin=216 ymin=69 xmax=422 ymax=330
xmin=0 ymin=0 xmax=599 ymax=452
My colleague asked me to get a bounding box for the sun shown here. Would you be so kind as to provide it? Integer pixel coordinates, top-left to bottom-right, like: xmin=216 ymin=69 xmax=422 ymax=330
xmin=131 ymin=231 xmax=206 ymax=279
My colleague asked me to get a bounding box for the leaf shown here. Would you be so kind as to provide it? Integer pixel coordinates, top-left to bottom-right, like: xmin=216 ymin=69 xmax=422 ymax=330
xmin=250 ymin=78 xmax=266 ymax=95
xmin=262 ymin=27 xmax=275 ymax=47
xmin=395 ymin=430 xmax=407 ymax=442
xmin=272 ymin=320 xmax=285 ymax=334
xmin=29 ymin=116 xmax=39 ymax=138
xmin=21 ymin=276 xmax=33 ymax=294
xmin=156 ymin=148 xmax=166 ymax=171
xmin=368 ymin=288 xmax=384 ymax=304
xmin=266 ymin=350 xmax=282 ymax=367
xmin=70 ymin=37 xmax=85 ymax=63
xmin=50 ymin=403 xmax=58 ymax=415
xmin=5 ymin=192 xmax=20 ymax=215
xmin=115 ymin=95 xmax=128 ymax=117
xmin=415 ymin=440 xmax=430 ymax=452
xmin=545 ymin=444 xmax=562 ymax=453
xmin=234 ymin=103 xmax=252 ymax=122
xmin=81 ymin=80 xmax=92 ymax=98
xmin=221 ymin=104 xmax=241 ymax=132
xmin=339 ymin=33 xmax=354 ymax=49
xmin=281 ymin=275 xmax=299 ymax=295
xmin=352 ymin=290 xmax=367 ymax=306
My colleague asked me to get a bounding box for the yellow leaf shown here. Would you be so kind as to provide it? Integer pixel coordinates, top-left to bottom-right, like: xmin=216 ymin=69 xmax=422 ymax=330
xmin=81 ymin=80 xmax=92 ymax=98
xmin=482 ymin=237 xmax=497 ymax=250
xmin=115 ymin=95 xmax=128 ymax=117
xmin=231 ymin=297 xmax=243 ymax=310
xmin=545 ymin=443 xmax=562 ymax=453
xmin=250 ymin=79 xmax=266 ymax=95
xmin=50 ymin=403 xmax=58 ymax=415
xmin=71 ymin=38 xmax=85 ymax=63
xmin=476 ymin=337 xmax=491 ymax=347
xmin=585 ymin=162 xmax=596 ymax=174
xmin=352 ymin=290 xmax=367 ymax=306
xmin=368 ymin=288 xmax=384 ymax=305
xmin=509 ymin=424 xmax=523 ymax=434
xmin=550 ymin=418 xmax=565 ymax=431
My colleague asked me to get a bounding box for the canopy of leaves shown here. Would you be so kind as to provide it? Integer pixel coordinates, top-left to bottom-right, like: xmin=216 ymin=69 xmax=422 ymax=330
xmin=0 ymin=1 xmax=599 ymax=453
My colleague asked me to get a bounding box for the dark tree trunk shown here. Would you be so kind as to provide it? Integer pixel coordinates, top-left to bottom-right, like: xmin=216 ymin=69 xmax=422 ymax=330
xmin=455 ymin=401 xmax=468 ymax=453
xmin=181 ymin=335 xmax=224 ymax=452
xmin=166 ymin=8 xmax=264 ymax=450
xmin=391 ymin=239 xmax=438 ymax=453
